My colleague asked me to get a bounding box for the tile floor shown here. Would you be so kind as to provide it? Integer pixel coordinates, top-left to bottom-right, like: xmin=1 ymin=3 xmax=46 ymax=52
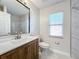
xmin=39 ymin=49 xmax=73 ymax=59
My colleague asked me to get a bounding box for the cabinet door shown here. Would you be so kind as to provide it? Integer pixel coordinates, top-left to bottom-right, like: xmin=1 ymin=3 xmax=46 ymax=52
xmin=1 ymin=49 xmax=19 ymax=59
xmin=32 ymin=40 xmax=39 ymax=59
xmin=33 ymin=40 xmax=39 ymax=59
xmin=18 ymin=45 xmax=28 ymax=59
xmin=26 ymin=40 xmax=39 ymax=59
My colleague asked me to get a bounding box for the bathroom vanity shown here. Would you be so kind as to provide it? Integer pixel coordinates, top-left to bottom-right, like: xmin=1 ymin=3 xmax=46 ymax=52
xmin=0 ymin=0 xmax=39 ymax=59
xmin=0 ymin=36 xmax=39 ymax=59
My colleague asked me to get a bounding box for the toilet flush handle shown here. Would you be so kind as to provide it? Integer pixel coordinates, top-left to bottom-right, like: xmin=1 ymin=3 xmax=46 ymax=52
xmin=55 ymin=42 xmax=60 ymax=45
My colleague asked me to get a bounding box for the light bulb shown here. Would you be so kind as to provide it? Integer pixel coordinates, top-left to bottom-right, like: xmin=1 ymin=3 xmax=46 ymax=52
xmin=24 ymin=0 xmax=27 ymax=3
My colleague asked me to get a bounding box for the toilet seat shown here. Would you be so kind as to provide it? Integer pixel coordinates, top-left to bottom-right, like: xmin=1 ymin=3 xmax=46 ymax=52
xmin=39 ymin=42 xmax=49 ymax=48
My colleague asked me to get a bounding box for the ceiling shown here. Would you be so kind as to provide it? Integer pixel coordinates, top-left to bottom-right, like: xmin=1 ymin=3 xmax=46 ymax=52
xmin=0 ymin=0 xmax=67 ymax=15
xmin=0 ymin=0 xmax=29 ymax=16
xmin=30 ymin=0 xmax=65 ymax=8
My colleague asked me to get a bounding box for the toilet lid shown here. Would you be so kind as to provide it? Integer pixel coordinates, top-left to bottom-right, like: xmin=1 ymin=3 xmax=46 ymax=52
xmin=39 ymin=42 xmax=49 ymax=48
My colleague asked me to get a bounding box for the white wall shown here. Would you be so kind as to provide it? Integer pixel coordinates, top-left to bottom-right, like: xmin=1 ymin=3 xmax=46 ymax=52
xmin=40 ymin=0 xmax=70 ymax=56
xmin=72 ymin=9 xmax=79 ymax=59
xmin=71 ymin=0 xmax=79 ymax=58
xmin=26 ymin=0 xmax=40 ymax=35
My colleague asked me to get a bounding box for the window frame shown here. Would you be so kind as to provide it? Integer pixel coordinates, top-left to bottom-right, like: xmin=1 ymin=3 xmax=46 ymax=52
xmin=48 ymin=12 xmax=64 ymax=38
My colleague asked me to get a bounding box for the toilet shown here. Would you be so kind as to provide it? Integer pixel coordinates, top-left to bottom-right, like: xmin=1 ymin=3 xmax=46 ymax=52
xmin=39 ymin=42 xmax=50 ymax=53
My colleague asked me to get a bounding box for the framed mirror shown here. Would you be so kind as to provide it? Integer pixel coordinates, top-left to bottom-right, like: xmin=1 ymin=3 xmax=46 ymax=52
xmin=0 ymin=0 xmax=30 ymax=36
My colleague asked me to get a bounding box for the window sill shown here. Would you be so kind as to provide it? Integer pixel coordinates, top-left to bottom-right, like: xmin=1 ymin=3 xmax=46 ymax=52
xmin=49 ymin=36 xmax=64 ymax=39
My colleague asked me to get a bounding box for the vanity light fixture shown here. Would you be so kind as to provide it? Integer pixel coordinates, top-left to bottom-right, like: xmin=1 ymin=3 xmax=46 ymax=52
xmin=24 ymin=0 xmax=28 ymax=3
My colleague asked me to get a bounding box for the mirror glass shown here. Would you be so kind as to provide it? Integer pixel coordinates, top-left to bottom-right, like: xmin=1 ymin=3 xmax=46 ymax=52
xmin=0 ymin=0 xmax=30 ymax=36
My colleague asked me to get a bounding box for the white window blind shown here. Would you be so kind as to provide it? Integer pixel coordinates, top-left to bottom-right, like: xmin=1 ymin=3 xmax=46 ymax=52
xmin=49 ymin=12 xmax=64 ymax=37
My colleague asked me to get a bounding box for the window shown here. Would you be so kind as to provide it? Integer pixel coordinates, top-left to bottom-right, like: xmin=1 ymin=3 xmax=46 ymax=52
xmin=49 ymin=12 xmax=64 ymax=37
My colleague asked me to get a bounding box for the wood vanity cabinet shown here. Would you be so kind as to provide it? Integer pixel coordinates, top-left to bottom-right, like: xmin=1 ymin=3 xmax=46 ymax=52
xmin=0 ymin=39 xmax=39 ymax=59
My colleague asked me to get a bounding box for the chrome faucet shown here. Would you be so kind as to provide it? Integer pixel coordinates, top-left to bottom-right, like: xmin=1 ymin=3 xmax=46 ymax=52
xmin=15 ymin=32 xmax=22 ymax=39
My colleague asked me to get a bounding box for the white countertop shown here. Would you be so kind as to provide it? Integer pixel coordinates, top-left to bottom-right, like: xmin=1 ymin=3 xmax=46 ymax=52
xmin=0 ymin=34 xmax=39 ymax=55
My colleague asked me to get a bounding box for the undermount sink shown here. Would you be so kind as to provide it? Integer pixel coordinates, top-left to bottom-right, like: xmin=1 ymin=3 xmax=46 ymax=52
xmin=11 ymin=36 xmax=32 ymax=41
xmin=11 ymin=38 xmax=25 ymax=44
xmin=21 ymin=34 xmax=34 ymax=39
xmin=0 ymin=34 xmax=37 ymax=45
xmin=10 ymin=36 xmax=36 ymax=45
